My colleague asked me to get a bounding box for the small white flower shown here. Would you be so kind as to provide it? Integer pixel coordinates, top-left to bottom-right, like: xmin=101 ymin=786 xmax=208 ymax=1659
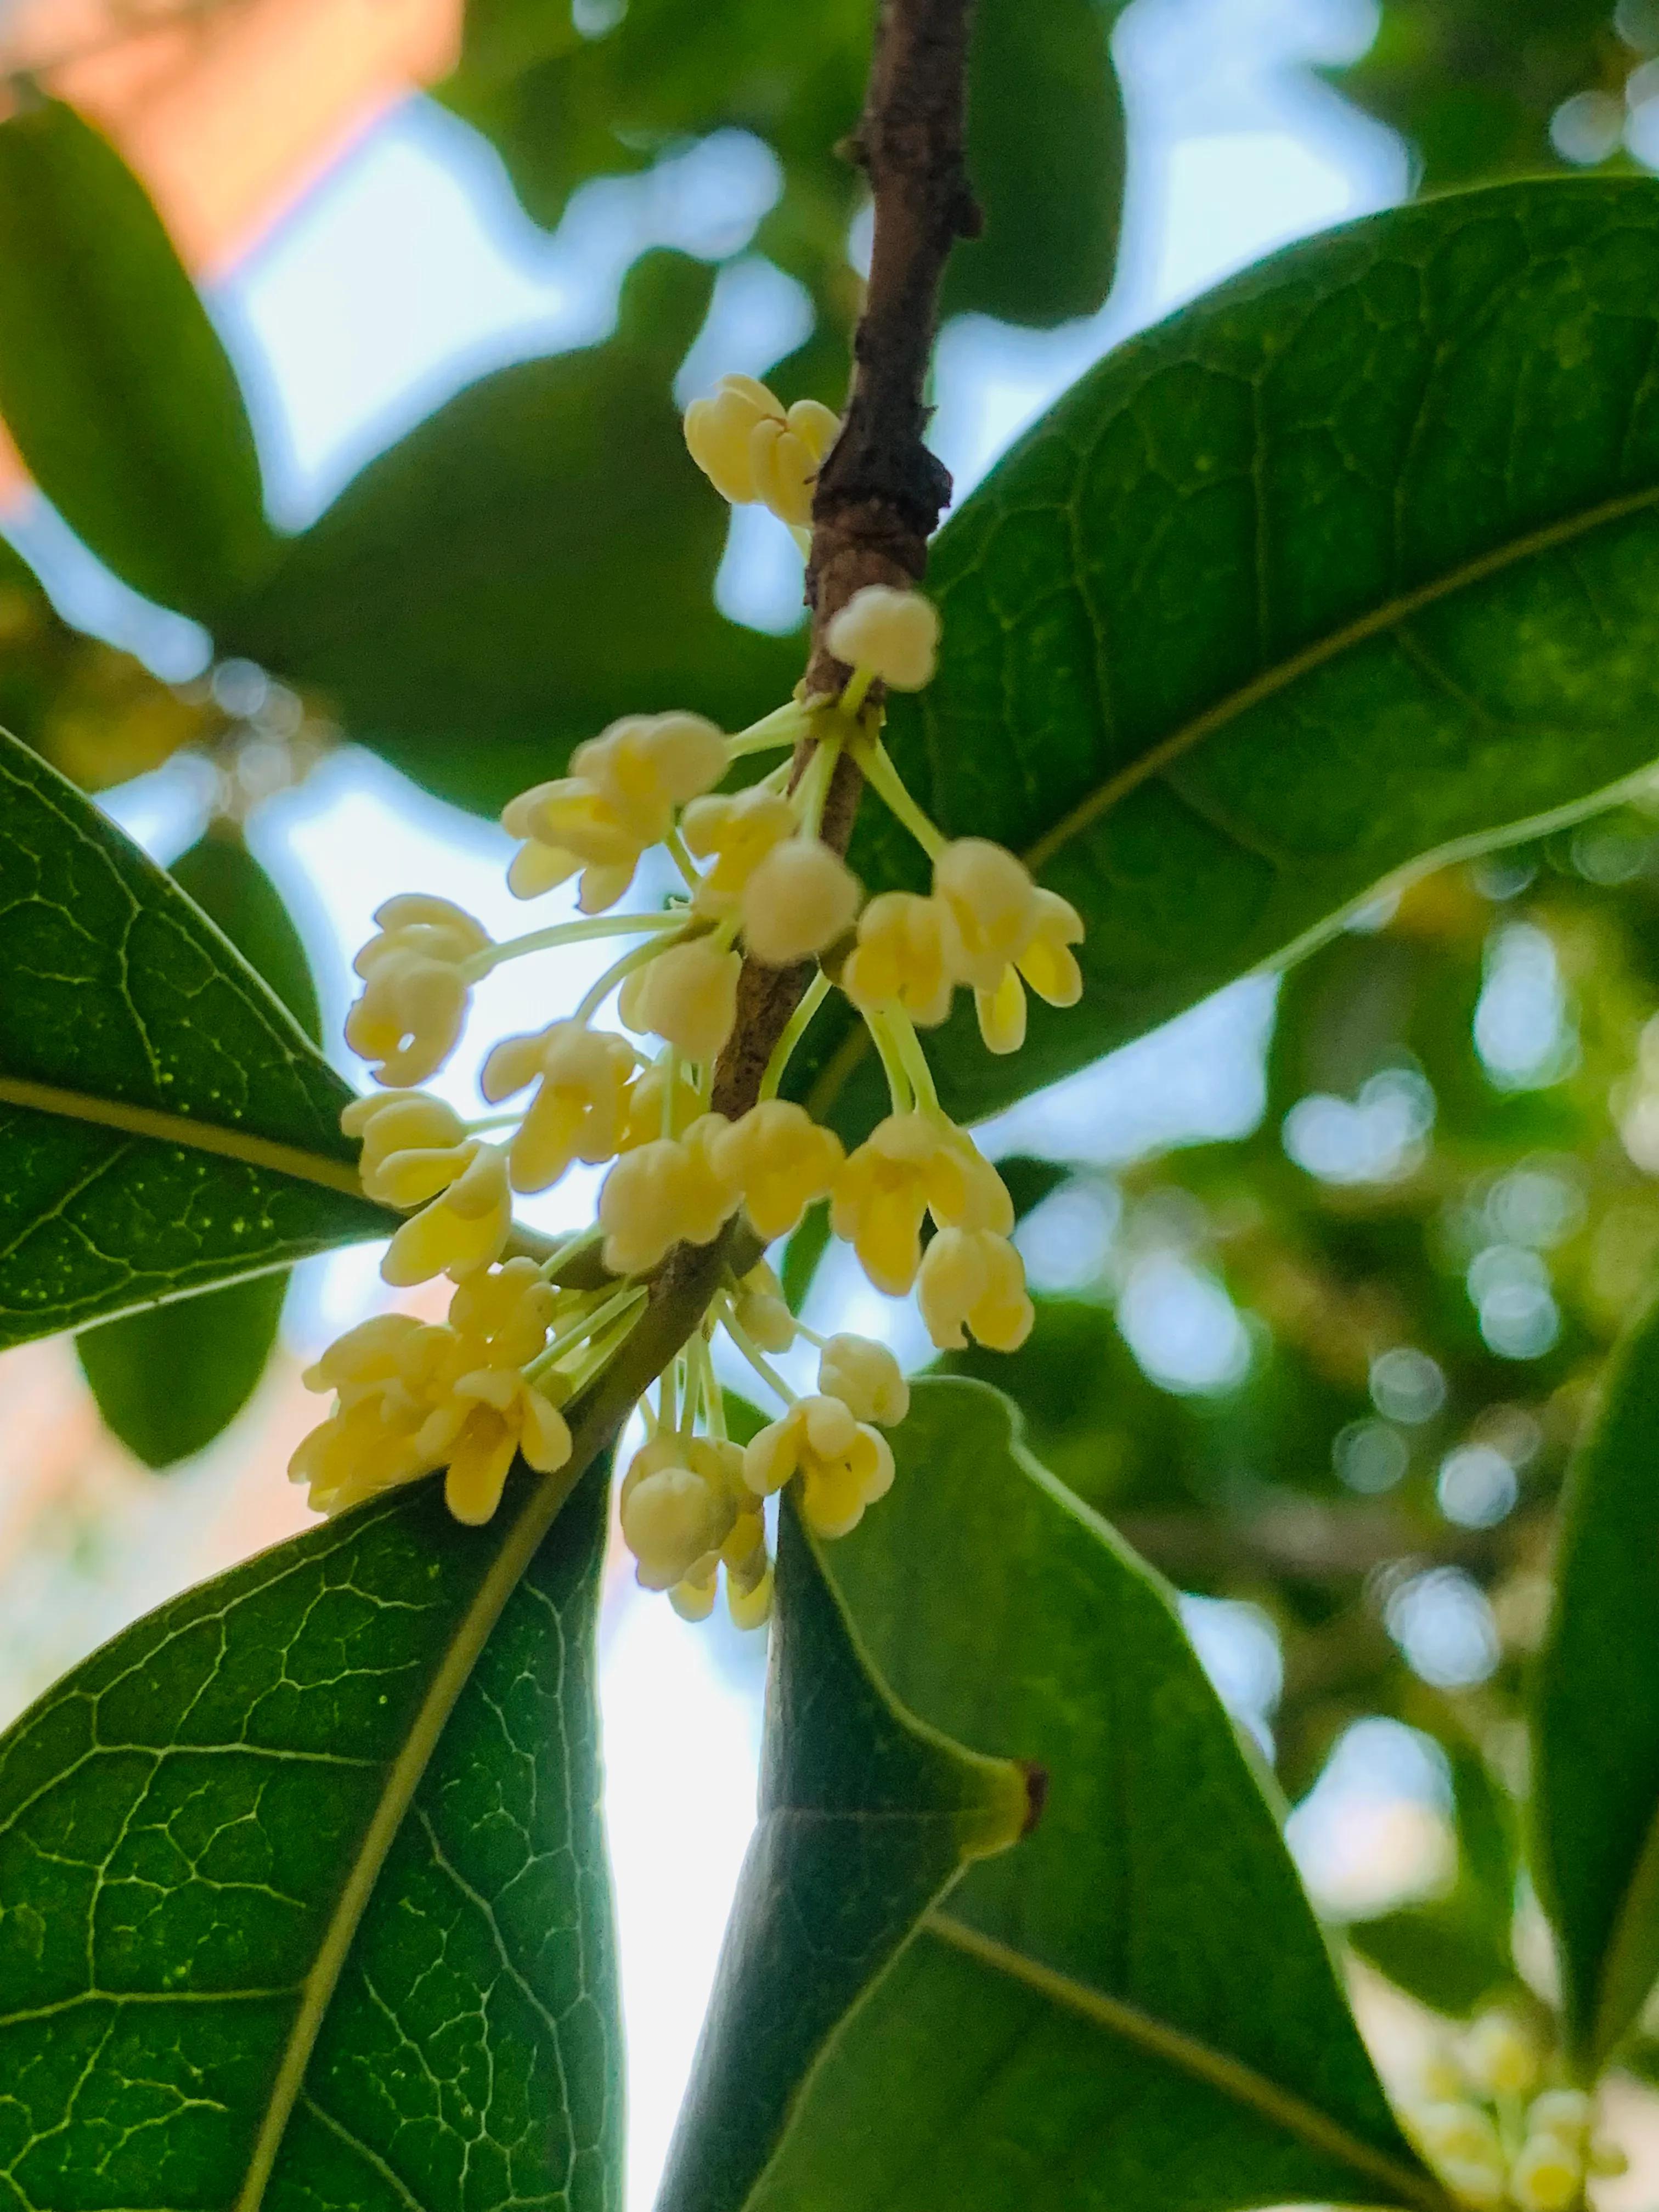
xmin=825 ymin=584 xmax=940 ymax=691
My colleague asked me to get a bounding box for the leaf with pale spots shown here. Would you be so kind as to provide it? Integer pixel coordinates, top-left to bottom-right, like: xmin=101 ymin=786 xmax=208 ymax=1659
xmin=0 ymin=1460 xmax=622 ymax=2212
xmin=0 ymin=725 xmax=392 ymax=1348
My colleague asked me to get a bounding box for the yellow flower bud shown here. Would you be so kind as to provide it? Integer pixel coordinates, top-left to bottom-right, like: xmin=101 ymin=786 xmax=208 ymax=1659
xmin=840 ymin=890 xmax=961 ymax=1028
xmin=482 ymin=1020 xmax=638 ymax=1193
xmin=975 ymin=966 xmax=1028 ymax=1056
xmin=575 ymin=712 xmax=729 ymax=840
xmin=742 ymin=1393 xmax=895 ymax=1539
xmin=619 ymin=937 xmax=742 ymax=1062
xmin=446 ymin=1255 xmax=557 ymax=1370
xmin=1460 ymin=2013 xmax=1538 ymax=2100
xmin=619 ymin=1437 xmax=739 ymax=1590
xmin=748 ymin=398 xmax=840 ymax=528
xmin=1437 ymin=2158 xmax=1505 ymax=2210
xmin=342 ymin=1089 xmax=472 ymax=1207
xmin=831 ymin=1111 xmax=970 ymax=1296
xmin=437 ymin=1368 xmax=572 ymax=1525
xmin=346 ymin=896 xmax=489 ymax=1085
xmin=682 ymin=786 xmax=797 ymax=915
xmin=727 ymin=1556 xmax=774 ymax=1630
xmin=597 ymin=1113 xmax=740 ymax=1275
xmin=684 ymin=373 xmax=784 ymax=505
xmin=731 ymin=1259 xmax=797 ymax=1353
xmin=917 ymin=1227 xmax=1034 ymax=1352
xmin=1526 ymin=2091 xmax=1590 ymax=2147
xmin=713 ymin=1099 xmax=845 ymax=1242
xmin=381 ymin=1142 xmax=512 ymax=1286
xmin=1414 ymin=2104 xmax=1502 ymax=2167
xmin=618 ymin=1058 xmax=702 ymax=1150
xmin=818 ymin=1332 xmax=909 ymax=1426
xmin=1017 ymin=886 xmax=1085 ymax=1006
xmin=933 ymin=838 xmax=1040 ymax=993
xmin=670 ymin=1571 xmax=719 ymax=1622
xmin=824 ymin=584 xmax=941 ymax=691
xmin=741 ymin=838 xmax=862 ymax=967
xmin=1509 ymin=2135 xmax=1582 ymax=2212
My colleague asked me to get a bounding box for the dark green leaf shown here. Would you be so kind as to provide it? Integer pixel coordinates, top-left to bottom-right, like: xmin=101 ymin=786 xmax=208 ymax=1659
xmin=0 ymin=98 xmax=274 ymax=620
xmin=1534 ymin=1289 xmax=1659 ymax=2068
xmin=778 ymin=1200 xmax=831 ymax=1313
xmin=76 ymin=1271 xmax=290 ymax=1469
xmin=795 ymin=179 xmax=1659 ymax=1140
xmin=0 ymin=725 xmax=392 ymax=1346
xmin=684 ymin=1379 xmax=1441 ymax=2212
xmin=941 ymin=0 xmax=1126 ymax=328
xmin=0 ymin=1459 xmax=620 ymax=2210
xmin=656 ymin=1491 xmax=1029 ymax=2212
xmin=227 ymin=253 xmax=800 ymax=817
xmin=445 ymin=0 xmax=1123 ymax=359
xmin=75 ymin=831 xmax=323 ymax=1466
xmin=1348 ymin=1896 xmax=1516 ymax=2020
xmin=1329 ymin=1 xmax=1620 ymax=190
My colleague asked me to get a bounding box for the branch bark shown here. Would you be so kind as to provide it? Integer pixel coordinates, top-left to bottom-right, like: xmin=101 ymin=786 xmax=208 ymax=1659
xmin=709 ymin=0 xmax=978 ymax=1123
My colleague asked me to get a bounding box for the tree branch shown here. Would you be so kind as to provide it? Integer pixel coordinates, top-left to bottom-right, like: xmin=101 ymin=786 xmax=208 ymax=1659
xmin=709 ymin=0 xmax=978 ymax=1123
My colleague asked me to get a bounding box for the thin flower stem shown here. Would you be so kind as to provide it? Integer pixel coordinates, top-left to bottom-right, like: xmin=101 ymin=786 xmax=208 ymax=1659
xmin=727 ymin=699 xmax=810 ymax=757
xmin=574 ymin=933 xmax=680 ymax=1024
xmin=856 ymin=733 xmax=947 ymax=861
xmin=563 ymin=1299 xmax=650 ymax=1398
xmin=525 ymin=1284 xmax=645 ymax=1381
xmin=664 ymin=824 xmax=700 ymax=889
xmin=465 ymin=1111 xmax=524 ymax=1134
xmin=889 ymin=1007 xmax=940 ymax=1113
xmin=718 ymin=1297 xmax=798 ymax=1406
xmin=537 ymin=1222 xmax=602 ymax=1280
xmin=759 ymin=970 xmax=831 ymax=1101
xmin=840 ymin=666 xmax=875 ymax=719
xmin=864 ymin=1007 xmax=915 ymax=1114
xmin=463 ymin=910 xmax=678 ymax=981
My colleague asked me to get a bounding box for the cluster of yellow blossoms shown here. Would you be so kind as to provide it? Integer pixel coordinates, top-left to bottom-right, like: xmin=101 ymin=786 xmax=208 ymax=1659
xmin=291 ymin=371 xmax=1086 ymax=1623
xmin=1407 ymin=2013 xmax=1627 ymax=2210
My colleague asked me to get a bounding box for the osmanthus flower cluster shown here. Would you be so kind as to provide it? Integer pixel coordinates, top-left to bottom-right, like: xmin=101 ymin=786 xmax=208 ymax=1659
xmin=1406 ymin=2012 xmax=1628 ymax=2210
xmin=290 ymin=370 xmax=1087 ymax=1622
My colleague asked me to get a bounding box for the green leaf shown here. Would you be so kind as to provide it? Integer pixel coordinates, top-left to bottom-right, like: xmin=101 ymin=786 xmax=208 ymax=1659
xmin=1533 ymin=1289 xmax=1659 ymax=2069
xmin=227 ymin=252 xmax=800 ymax=817
xmin=0 ymin=98 xmax=274 ymax=620
xmin=1328 ymin=0 xmax=1617 ymax=190
xmin=778 ymin=1385 xmax=1439 ymax=2206
xmin=446 ymin=0 xmax=1125 ymax=338
xmin=0 ymin=1459 xmax=619 ymax=2208
xmin=656 ymin=1492 xmax=1030 ymax=2212
xmin=681 ymin=1379 xmax=1441 ymax=2212
xmin=940 ymin=0 xmax=1126 ymax=328
xmin=797 ymin=179 xmax=1659 ymax=1138
xmin=76 ymin=1271 xmax=290 ymax=1469
xmin=0 ymin=725 xmax=392 ymax=1346
xmin=75 ymin=831 xmax=323 ymax=1466
xmin=1348 ymin=1898 xmax=1515 ymax=2021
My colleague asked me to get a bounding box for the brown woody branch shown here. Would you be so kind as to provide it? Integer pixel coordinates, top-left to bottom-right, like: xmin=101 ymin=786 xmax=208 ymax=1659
xmin=709 ymin=0 xmax=979 ymax=1124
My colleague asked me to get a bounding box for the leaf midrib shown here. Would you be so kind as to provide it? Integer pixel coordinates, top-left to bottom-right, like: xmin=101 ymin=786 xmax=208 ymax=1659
xmin=0 ymin=1073 xmax=374 ymax=1204
xmin=805 ymin=472 xmax=1659 ymax=1125
xmin=234 ymin=1454 xmax=588 ymax=2212
xmin=923 ymin=1912 xmax=1452 ymax=2212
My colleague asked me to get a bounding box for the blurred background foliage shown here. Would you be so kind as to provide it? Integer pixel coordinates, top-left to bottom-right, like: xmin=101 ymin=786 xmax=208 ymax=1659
xmin=12 ymin=0 xmax=1659 ymax=2090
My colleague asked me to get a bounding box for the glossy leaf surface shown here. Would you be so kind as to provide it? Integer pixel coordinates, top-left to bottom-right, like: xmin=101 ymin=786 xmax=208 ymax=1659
xmin=0 ymin=727 xmax=390 ymax=1346
xmin=0 ymin=1462 xmax=620 ymax=2210
xmin=1534 ymin=1290 xmax=1659 ymax=2067
xmin=798 ymin=179 xmax=1659 ymax=1138
xmin=76 ymin=833 xmax=322 ymax=1466
xmin=689 ymin=1380 xmax=1438 ymax=2212
xmin=228 ymin=254 xmax=800 ymax=816
xmin=656 ymin=1494 xmax=1029 ymax=2212
xmin=0 ymin=99 xmax=274 ymax=620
